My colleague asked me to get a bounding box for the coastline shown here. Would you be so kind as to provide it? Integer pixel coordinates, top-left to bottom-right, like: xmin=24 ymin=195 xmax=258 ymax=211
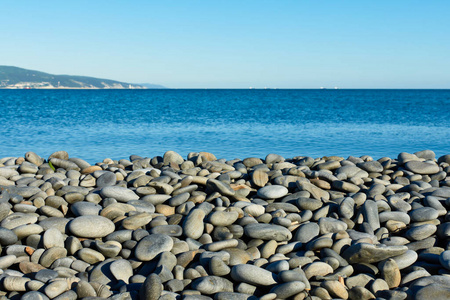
xmin=0 ymin=150 xmax=449 ymax=299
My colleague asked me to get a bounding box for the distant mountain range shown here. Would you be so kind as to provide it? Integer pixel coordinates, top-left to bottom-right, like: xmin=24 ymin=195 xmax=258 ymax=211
xmin=0 ymin=66 xmax=166 ymax=89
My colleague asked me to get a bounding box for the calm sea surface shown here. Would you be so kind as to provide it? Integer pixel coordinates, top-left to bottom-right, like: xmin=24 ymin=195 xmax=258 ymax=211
xmin=0 ymin=89 xmax=449 ymax=163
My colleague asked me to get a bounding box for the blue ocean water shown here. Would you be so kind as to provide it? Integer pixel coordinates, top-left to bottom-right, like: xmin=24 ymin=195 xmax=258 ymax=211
xmin=0 ymin=89 xmax=449 ymax=163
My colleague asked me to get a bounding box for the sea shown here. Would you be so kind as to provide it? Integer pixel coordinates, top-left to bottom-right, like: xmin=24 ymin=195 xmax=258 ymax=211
xmin=0 ymin=89 xmax=449 ymax=164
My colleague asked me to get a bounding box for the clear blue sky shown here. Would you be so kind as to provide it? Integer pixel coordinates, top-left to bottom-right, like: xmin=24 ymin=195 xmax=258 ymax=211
xmin=2 ymin=1 xmax=449 ymax=88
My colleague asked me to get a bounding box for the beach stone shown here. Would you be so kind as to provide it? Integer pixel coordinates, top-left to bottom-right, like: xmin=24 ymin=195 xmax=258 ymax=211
xmin=318 ymin=217 xmax=348 ymax=234
xmin=122 ymin=212 xmax=153 ymax=230
xmin=76 ymin=280 xmax=96 ymax=298
xmin=439 ymin=250 xmax=450 ymax=270
xmin=415 ymin=283 xmax=450 ymax=300
xmin=100 ymin=186 xmax=139 ymax=202
xmin=42 ymin=227 xmax=65 ymax=249
xmin=96 ymin=171 xmax=117 ymax=187
xmin=296 ymin=181 xmax=330 ymax=200
xmin=321 ymin=280 xmax=348 ymax=299
xmin=231 ymin=264 xmax=278 ymax=286
xmin=210 ymin=256 xmax=231 ymax=276
xmin=209 ymin=211 xmax=239 ymax=227
xmin=293 ymin=222 xmax=320 ymax=243
xmin=303 ymin=262 xmax=334 ymax=279
xmin=379 ymin=211 xmax=410 ymax=225
xmin=110 ymin=259 xmax=133 ymax=284
xmin=70 ymin=201 xmax=102 ymax=216
xmin=348 ymin=286 xmax=376 ymax=300
xmin=39 ymin=247 xmax=67 ymax=268
xmin=244 ymin=223 xmax=292 ymax=241
xmin=406 ymin=224 xmax=437 ymax=241
xmin=183 ymin=209 xmax=205 ymax=239
xmin=270 ymin=281 xmax=306 ymax=299
xmin=0 ymin=227 xmax=19 ymax=245
xmin=191 ymin=276 xmax=234 ymax=294
xmin=296 ymin=197 xmax=323 ymax=211
xmin=342 ymin=243 xmax=408 ymax=264
xmin=409 ymin=207 xmax=439 ymax=222
xmin=35 ymin=269 xmax=58 ymax=283
xmin=77 ymin=248 xmax=105 ymax=264
xmin=22 ymin=291 xmax=50 ymax=300
xmin=0 ymin=254 xmax=17 ymax=269
xmin=135 ymin=234 xmax=174 ymax=261
xmin=404 ymin=161 xmax=439 ymax=174
xmin=68 ymin=216 xmax=115 ymax=238
xmin=206 ymin=179 xmax=235 ymax=197
xmin=163 ymin=150 xmax=184 ymax=165
xmin=391 ymin=250 xmax=418 ymax=269
xmin=44 ymin=280 xmax=69 ymax=298
xmin=252 ymin=169 xmax=269 ymax=187
xmin=257 ymin=185 xmax=288 ymax=199
xmin=332 ymin=180 xmax=360 ymax=193
xmin=357 ymin=161 xmax=383 ymax=173
xmin=379 ymin=258 xmax=401 ymax=288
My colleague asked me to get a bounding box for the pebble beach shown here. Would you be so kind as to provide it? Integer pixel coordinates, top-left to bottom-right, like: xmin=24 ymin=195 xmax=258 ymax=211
xmin=1 ymin=150 xmax=450 ymax=300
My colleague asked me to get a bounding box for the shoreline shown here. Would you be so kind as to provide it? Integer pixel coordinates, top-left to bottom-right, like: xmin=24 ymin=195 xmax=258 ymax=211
xmin=0 ymin=150 xmax=449 ymax=299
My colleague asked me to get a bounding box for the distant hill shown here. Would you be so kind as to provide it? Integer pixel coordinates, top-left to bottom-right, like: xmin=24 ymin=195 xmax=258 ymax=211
xmin=0 ymin=66 xmax=163 ymax=89
xmin=139 ymin=83 xmax=168 ymax=89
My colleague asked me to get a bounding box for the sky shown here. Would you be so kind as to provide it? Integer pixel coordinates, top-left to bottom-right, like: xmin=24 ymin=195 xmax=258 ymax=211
xmin=1 ymin=1 xmax=449 ymax=88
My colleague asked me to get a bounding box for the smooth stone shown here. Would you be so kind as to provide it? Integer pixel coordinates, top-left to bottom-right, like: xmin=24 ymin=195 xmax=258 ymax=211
xmin=303 ymin=262 xmax=334 ymax=279
xmin=96 ymin=172 xmax=117 ymax=187
xmin=379 ymin=211 xmax=410 ymax=225
xmin=163 ymin=150 xmax=184 ymax=165
xmin=122 ymin=212 xmax=153 ymax=230
xmin=206 ymin=179 xmax=235 ymax=197
xmin=150 ymin=225 xmax=183 ymax=237
xmin=342 ymin=243 xmax=408 ymax=264
xmin=439 ymin=250 xmax=450 ymax=271
xmin=39 ymin=247 xmax=67 ymax=268
xmin=209 ymin=211 xmax=239 ymax=227
xmin=257 ymin=185 xmax=288 ymax=199
xmin=244 ymin=223 xmax=292 ymax=241
xmin=231 ymin=264 xmax=278 ymax=286
xmin=42 ymin=227 xmax=65 ymax=249
xmin=224 ymin=248 xmax=252 ymax=266
xmin=0 ymin=227 xmax=18 ymax=246
xmin=357 ymin=161 xmax=383 ymax=173
xmin=379 ymin=258 xmax=401 ymax=288
xmin=414 ymin=283 xmax=450 ymax=300
xmin=215 ymin=292 xmax=256 ymax=300
xmin=39 ymin=217 xmax=70 ymax=234
xmin=77 ymin=248 xmax=105 ymax=264
xmin=191 ymin=276 xmax=234 ymax=294
xmin=409 ymin=207 xmax=439 ymax=222
xmin=183 ymin=209 xmax=205 ymax=240
xmin=270 ymin=281 xmax=306 ymax=299
xmin=321 ymin=280 xmax=348 ymax=299
xmin=135 ymin=234 xmax=174 ymax=261
xmin=100 ymin=186 xmax=139 ymax=202
xmin=110 ymin=259 xmax=133 ymax=284
xmin=22 ymin=291 xmax=50 ymax=300
xmin=296 ymin=181 xmax=330 ymax=200
xmin=332 ymin=180 xmax=361 ymax=193
xmin=209 ymin=256 xmax=231 ymax=276
xmin=391 ymin=250 xmax=418 ymax=269
xmin=76 ymin=280 xmax=96 ymax=298
xmin=296 ymin=197 xmax=323 ymax=211
xmin=404 ymin=161 xmax=439 ymax=174
xmin=70 ymin=202 xmax=102 ymax=216
xmin=265 ymin=260 xmax=289 ymax=273
xmin=318 ymin=217 xmax=348 ymax=234
xmin=35 ymin=269 xmax=58 ymax=283
xmin=406 ymin=224 xmax=437 ymax=241
xmin=68 ymin=216 xmax=115 ymax=238
xmin=0 ymin=255 xmax=17 ymax=269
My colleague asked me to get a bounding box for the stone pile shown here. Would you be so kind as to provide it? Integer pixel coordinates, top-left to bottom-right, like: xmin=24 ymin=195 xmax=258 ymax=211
xmin=0 ymin=150 xmax=450 ymax=300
